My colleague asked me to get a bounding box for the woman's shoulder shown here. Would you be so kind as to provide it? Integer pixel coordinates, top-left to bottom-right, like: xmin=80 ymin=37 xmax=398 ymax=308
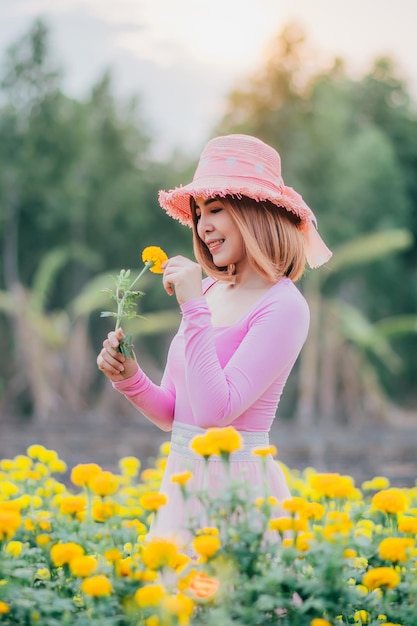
xmin=256 ymin=278 xmax=310 ymax=320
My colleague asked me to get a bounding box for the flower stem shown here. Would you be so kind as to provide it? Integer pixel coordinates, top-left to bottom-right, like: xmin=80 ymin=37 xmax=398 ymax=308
xmin=114 ymin=260 xmax=154 ymax=332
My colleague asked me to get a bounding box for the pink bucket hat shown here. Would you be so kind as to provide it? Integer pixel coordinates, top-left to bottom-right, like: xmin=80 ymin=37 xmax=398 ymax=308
xmin=158 ymin=134 xmax=332 ymax=268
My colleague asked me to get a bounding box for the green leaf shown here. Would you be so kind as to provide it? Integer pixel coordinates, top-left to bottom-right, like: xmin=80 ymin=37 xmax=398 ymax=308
xmin=325 ymin=228 xmax=413 ymax=275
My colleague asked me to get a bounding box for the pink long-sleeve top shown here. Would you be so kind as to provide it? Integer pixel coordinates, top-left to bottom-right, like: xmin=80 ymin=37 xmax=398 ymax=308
xmin=113 ymin=276 xmax=310 ymax=433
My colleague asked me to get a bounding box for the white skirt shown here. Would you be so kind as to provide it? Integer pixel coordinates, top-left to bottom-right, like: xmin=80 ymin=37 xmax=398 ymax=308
xmin=148 ymin=422 xmax=291 ymax=545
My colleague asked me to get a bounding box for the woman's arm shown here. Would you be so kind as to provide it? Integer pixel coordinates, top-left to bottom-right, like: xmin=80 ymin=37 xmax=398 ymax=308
xmin=97 ymin=328 xmax=175 ymax=431
xmin=181 ymin=288 xmax=309 ymax=428
xmin=112 ymin=367 xmax=175 ymax=432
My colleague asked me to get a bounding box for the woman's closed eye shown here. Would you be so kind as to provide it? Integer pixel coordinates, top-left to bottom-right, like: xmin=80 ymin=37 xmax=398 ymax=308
xmin=195 ymin=208 xmax=222 ymax=221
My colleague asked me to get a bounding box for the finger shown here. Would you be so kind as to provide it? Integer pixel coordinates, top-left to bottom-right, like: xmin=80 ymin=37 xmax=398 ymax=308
xmin=97 ymin=350 xmax=125 ymax=374
xmin=107 ymin=330 xmax=124 ymax=350
xmin=102 ymin=338 xmax=125 ymax=362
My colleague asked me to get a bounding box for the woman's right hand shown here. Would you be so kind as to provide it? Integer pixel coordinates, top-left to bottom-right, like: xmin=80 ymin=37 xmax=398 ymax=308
xmin=96 ymin=327 xmax=138 ymax=382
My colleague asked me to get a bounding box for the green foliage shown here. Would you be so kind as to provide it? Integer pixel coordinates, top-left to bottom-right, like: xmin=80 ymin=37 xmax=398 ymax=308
xmin=1 ymin=438 xmax=416 ymax=625
xmin=1 ymin=17 xmax=417 ymax=415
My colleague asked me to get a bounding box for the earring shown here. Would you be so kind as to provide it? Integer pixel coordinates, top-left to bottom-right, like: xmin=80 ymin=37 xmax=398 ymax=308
xmin=228 ymin=263 xmax=236 ymax=276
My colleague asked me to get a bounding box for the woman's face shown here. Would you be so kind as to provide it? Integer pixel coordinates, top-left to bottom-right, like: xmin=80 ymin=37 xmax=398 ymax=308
xmin=194 ymin=196 xmax=246 ymax=269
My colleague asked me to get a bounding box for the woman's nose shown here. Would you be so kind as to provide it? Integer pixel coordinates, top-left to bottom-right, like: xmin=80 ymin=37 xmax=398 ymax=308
xmin=198 ymin=215 xmax=213 ymax=233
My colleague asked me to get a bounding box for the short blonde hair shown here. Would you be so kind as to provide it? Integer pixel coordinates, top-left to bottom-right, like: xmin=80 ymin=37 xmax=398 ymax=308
xmin=191 ymin=196 xmax=306 ymax=283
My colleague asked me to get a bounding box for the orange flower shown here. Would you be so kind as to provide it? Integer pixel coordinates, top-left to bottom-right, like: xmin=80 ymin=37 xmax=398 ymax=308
xmin=309 ymin=473 xmax=356 ymax=499
xmin=70 ymin=463 xmax=102 ymax=488
xmin=89 ymin=471 xmax=119 ymax=497
xmin=372 ymin=488 xmax=408 ymax=514
xmin=142 ymin=246 xmax=168 ymax=274
xmin=139 ymin=492 xmax=167 ymax=512
xmin=378 ymin=537 xmax=414 ymax=563
xmin=50 ymin=542 xmax=84 ymax=566
xmin=0 ymin=509 xmax=21 ymax=540
xmin=252 ymin=445 xmax=277 ymax=457
xmin=81 ymin=574 xmax=113 ymax=597
xmin=362 ymin=566 xmax=400 ymax=591
xmin=189 ymin=572 xmax=219 ymax=599
xmin=192 ymin=535 xmax=221 ymax=559
xmin=69 ymin=555 xmax=98 ymax=578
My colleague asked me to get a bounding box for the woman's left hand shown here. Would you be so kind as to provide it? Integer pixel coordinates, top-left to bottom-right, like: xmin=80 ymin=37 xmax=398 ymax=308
xmin=162 ymin=256 xmax=202 ymax=305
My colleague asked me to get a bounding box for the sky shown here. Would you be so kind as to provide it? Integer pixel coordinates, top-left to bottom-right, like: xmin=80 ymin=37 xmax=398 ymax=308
xmin=1 ymin=0 xmax=417 ymax=158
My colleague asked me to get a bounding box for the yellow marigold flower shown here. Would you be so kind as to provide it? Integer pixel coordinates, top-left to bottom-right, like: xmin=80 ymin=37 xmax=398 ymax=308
xmin=49 ymin=459 xmax=67 ymax=473
xmin=190 ymin=434 xmax=217 ymax=458
xmin=255 ymin=496 xmax=278 ymax=509
xmin=362 ymin=476 xmax=390 ymax=491
xmin=59 ymin=495 xmax=87 ymax=516
xmin=302 ymin=502 xmax=325 ymax=520
xmin=196 ymin=526 xmax=219 ymax=536
xmin=92 ymin=500 xmax=120 ymax=522
xmin=50 ymin=542 xmax=84 ymax=566
xmin=134 ymin=583 xmax=166 ymax=607
xmin=0 ymin=509 xmax=21 ymax=540
xmin=141 ymin=538 xmax=179 ymax=570
xmin=81 ymin=574 xmax=113 ymax=597
xmin=206 ymin=426 xmax=242 ymax=455
xmin=372 ymin=488 xmax=408 ymax=514
xmin=119 ymin=456 xmax=141 ymax=476
xmin=0 ymin=602 xmax=10 ymax=614
xmin=141 ymin=468 xmax=163 ymax=484
xmin=344 ymin=548 xmax=357 ymax=559
xmin=162 ymin=592 xmax=194 ymax=623
xmin=252 ymin=445 xmax=277 ymax=457
xmin=398 ymin=515 xmax=417 ymax=534
xmin=378 ymin=537 xmax=414 ymax=563
xmin=116 ymin=556 xmax=133 ymax=577
xmin=362 ymin=566 xmax=400 ymax=591
xmin=89 ymin=471 xmax=119 ymax=497
xmin=69 ymin=555 xmax=97 ymax=578
xmin=354 ymin=610 xmax=369 ymax=623
xmin=156 ymin=458 xmax=167 ymax=471
xmin=36 ymin=534 xmax=51 ymax=547
xmin=70 ymin=463 xmax=102 ymax=488
xmin=309 ymin=473 xmax=356 ymax=499
xmin=160 ymin=441 xmax=171 ymax=456
xmin=311 ymin=620 xmax=332 ymax=626
xmin=145 ymin=617 xmax=160 ymax=626
xmin=27 ymin=444 xmax=46 ymax=460
xmin=282 ymin=497 xmax=308 ymax=516
xmin=139 ymin=492 xmax=167 ymax=512
xmin=34 ymin=567 xmax=50 ymax=580
xmin=192 ymin=535 xmax=221 ymax=559
xmin=142 ymin=246 xmax=168 ymax=274
xmin=38 ymin=448 xmax=58 ymax=464
xmin=0 ymin=481 xmax=19 ymax=497
xmin=5 ymin=540 xmax=23 ymax=557
xmin=171 ymin=471 xmax=193 ymax=486
xmin=104 ymin=548 xmax=122 ymax=562
xmin=283 ymin=538 xmax=293 ymax=547
xmin=122 ymin=519 xmax=147 ymax=534
xmin=353 ymin=557 xmax=368 ymax=569
xmin=269 ymin=516 xmax=293 ymax=533
xmin=296 ymin=531 xmax=314 ymax=552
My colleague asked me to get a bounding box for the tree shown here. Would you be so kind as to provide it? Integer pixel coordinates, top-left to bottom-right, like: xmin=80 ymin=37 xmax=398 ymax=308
xmin=216 ymin=23 xmax=417 ymax=411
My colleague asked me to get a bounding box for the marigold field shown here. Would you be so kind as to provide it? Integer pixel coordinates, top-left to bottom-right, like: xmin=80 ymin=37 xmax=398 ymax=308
xmin=0 ymin=428 xmax=416 ymax=626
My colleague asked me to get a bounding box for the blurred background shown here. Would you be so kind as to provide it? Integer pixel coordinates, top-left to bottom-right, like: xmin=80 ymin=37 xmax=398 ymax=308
xmin=0 ymin=0 xmax=416 ymax=486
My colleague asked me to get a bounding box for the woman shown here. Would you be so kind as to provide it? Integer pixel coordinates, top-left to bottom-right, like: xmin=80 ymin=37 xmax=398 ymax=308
xmin=97 ymin=134 xmax=332 ymax=542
